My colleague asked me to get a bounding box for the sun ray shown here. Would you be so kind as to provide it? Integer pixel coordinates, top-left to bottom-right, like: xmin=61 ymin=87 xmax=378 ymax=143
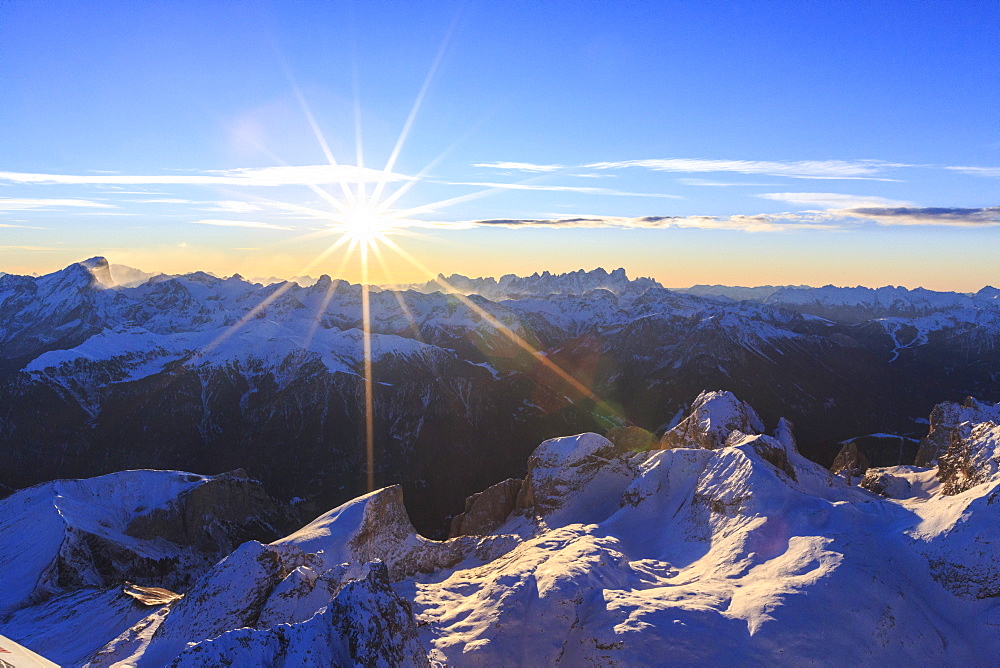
xmin=368 ymin=16 xmax=456 ymax=206
xmin=370 ymin=241 xmax=424 ymax=342
xmin=360 ymin=240 xmax=376 ymax=493
xmin=303 ymin=238 xmax=360 ymax=349
xmin=198 ymin=233 xmax=353 ymax=357
xmin=352 ymin=56 xmax=366 ymax=203
xmin=291 ymin=85 xmax=360 ymax=209
xmin=373 ymin=117 xmax=493 ymax=213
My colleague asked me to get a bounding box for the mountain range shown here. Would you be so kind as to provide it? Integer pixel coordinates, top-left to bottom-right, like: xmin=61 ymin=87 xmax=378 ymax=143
xmin=3 ymin=258 xmax=1000 ymax=538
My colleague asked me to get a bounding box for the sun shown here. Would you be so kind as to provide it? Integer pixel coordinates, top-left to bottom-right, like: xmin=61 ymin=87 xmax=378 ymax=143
xmin=337 ymin=200 xmax=395 ymax=246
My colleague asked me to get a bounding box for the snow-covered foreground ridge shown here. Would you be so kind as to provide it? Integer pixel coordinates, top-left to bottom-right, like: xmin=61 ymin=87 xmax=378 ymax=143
xmin=4 ymin=391 xmax=1000 ymax=665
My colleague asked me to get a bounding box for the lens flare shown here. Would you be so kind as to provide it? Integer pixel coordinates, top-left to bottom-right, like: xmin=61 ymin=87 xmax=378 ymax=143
xmin=209 ymin=38 xmax=620 ymax=495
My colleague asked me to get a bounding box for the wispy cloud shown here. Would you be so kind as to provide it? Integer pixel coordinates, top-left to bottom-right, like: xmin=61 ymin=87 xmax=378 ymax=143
xmin=0 ymin=164 xmax=413 ymax=187
xmin=0 ymin=198 xmax=116 ymax=210
xmin=202 ymin=200 xmax=265 ymax=213
xmin=189 ymin=219 xmax=294 ymax=230
xmin=473 ymin=161 xmax=565 ymax=172
xmin=679 ymin=178 xmax=787 ymax=187
xmin=126 ymin=198 xmax=195 ymax=204
xmin=840 ymin=206 xmax=1000 ymax=227
xmin=584 ymin=158 xmax=906 ymax=181
xmin=759 ymin=192 xmax=911 ymax=208
xmin=945 ymin=166 xmax=1000 ymax=178
xmin=425 ymin=213 xmax=841 ymax=232
xmin=0 ymin=245 xmax=61 ymax=251
xmin=447 ymin=181 xmax=681 ymax=198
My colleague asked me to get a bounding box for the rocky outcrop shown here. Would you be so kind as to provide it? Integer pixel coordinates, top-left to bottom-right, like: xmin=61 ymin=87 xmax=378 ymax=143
xmin=938 ymin=421 xmax=1000 ymax=495
xmin=915 ymin=397 xmax=1000 ymax=467
xmin=515 ymin=433 xmax=634 ymax=522
xmin=0 ymin=470 xmax=299 ymax=615
xmin=122 ymin=583 xmax=183 ymax=607
xmin=831 ymin=434 xmax=919 ymax=477
xmin=605 ymin=424 xmax=659 ymax=453
xmin=167 ymin=560 xmax=429 ymax=667
xmin=124 ymin=469 xmax=300 ymax=555
xmin=660 ymin=390 xmax=765 ymax=450
xmin=273 ymin=485 xmax=477 ymax=581
xmin=449 ymin=478 xmax=522 ymax=538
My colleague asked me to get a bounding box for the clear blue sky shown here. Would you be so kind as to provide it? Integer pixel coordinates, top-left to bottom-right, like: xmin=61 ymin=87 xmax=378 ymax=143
xmin=1 ymin=1 xmax=998 ymax=289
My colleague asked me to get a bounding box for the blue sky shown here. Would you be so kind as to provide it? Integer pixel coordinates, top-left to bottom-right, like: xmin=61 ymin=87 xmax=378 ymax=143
xmin=1 ymin=1 xmax=998 ymax=289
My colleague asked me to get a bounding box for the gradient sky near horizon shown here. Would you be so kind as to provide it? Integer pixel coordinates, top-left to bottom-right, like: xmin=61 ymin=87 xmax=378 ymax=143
xmin=1 ymin=1 xmax=998 ymax=290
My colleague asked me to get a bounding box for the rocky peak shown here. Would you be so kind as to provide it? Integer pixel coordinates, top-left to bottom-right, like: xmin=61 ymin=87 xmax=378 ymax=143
xmin=78 ymin=256 xmax=114 ymax=288
xmin=660 ymin=390 xmax=765 ymax=450
xmin=938 ymin=421 xmax=1000 ymax=495
xmin=514 ymin=432 xmax=636 ymax=527
xmin=273 ymin=485 xmax=474 ymax=581
xmin=449 ymin=478 xmax=523 ymax=538
xmin=915 ymin=396 xmax=1000 ymax=467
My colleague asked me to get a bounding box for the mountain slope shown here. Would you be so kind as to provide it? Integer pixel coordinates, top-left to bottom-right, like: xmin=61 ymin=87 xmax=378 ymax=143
xmin=6 ymin=391 xmax=1000 ymax=664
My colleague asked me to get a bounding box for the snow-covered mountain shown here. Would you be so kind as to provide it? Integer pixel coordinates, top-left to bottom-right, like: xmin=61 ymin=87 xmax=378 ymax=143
xmin=3 ymin=258 xmax=1000 ymax=539
xmin=5 ymin=390 xmax=1000 ymax=665
xmin=406 ymin=266 xmax=663 ymax=301
xmin=673 ymin=284 xmax=807 ymax=301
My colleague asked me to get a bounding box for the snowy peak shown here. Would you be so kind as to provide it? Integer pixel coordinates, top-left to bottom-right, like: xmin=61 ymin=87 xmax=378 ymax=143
xmin=78 ymin=256 xmax=114 ymax=288
xmin=660 ymin=390 xmax=766 ymax=450
xmin=416 ymin=267 xmax=662 ymax=300
xmin=762 ymin=283 xmax=989 ymax=322
xmin=12 ymin=391 xmax=1000 ymax=664
xmin=0 ymin=469 xmax=298 ymax=616
xmin=274 ymin=485 xmax=473 ymax=580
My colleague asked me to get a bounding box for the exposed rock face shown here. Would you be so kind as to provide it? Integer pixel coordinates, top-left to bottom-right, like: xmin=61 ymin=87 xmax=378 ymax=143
xmin=449 ymin=478 xmax=522 ymax=538
xmin=273 ymin=485 xmax=477 ymax=581
xmin=123 ymin=583 xmax=183 ymax=607
xmin=660 ymin=390 xmax=765 ymax=450
xmin=124 ymin=469 xmax=300 ymax=555
xmin=915 ymin=397 xmax=1000 ymax=466
xmin=515 ymin=432 xmax=634 ymax=523
xmin=0 ymin=469 xmax=298 ymax=616
xmin=831 ymin=434 xmax=919 ymax=476
xmin=938 ymin=421 xmax=1000 ymax=495
xmin=168 ymin=560 xmax=429 ymax=667
xmin=831 ymin=441 xmax=868 ymax=478
xmin=605 ymin=424 xmax=659 ymax=453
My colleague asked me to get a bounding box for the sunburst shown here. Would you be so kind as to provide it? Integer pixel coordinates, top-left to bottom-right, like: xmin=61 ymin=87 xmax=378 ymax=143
xmin=199 ymin=54 xmax=616 ymax=496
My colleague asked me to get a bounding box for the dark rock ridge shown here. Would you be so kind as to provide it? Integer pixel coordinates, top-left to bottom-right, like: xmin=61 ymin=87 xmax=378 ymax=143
xmin=449 ymin=478 xmax=522 ymax=538
xmin=830 ymin=434 xmax=921 ymax=477
xmin=123 ymin=469 xmax=301 ymax=554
